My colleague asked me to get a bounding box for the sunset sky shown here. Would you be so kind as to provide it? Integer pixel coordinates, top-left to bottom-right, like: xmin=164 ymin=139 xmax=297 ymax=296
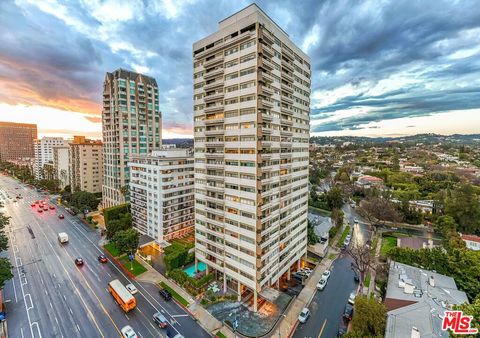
xmin=0 ymin=0 xmax=479 ymax=139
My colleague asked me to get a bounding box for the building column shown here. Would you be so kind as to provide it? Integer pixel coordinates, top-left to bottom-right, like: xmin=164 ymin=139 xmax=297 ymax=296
xmin=223 ymin=273 xmax=227 ymax=293
xmin=237 ymin=281 xmax=242 ymax=301
xmin=287 ymin=268 xmax=291 ymax=281
xmin=253 ymin=289 xmax=258 ymax=312
xmin=297 ymin=259 xmax=301 ymax=270
xmin=206 ymin=264 xmax=209 ymax=275
xmin=276 ymin=279 xmax=280 ymax=289
xmin=195 ymin=258 xmax=198 ymax=273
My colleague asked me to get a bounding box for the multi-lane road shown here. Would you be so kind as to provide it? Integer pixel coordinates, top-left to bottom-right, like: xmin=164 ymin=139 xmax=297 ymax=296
xmin=0 ymin=175 xmax=210 ymax=338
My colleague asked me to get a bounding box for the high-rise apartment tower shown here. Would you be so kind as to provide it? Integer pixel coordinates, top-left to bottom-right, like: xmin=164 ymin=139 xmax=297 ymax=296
xmin=193 ymin=4 xmax=311 ymax=311
xmin=102 ymin=69 xmax=162 ymax=208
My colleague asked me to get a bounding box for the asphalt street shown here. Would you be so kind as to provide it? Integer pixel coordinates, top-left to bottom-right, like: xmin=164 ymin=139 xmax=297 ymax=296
xmin=0 ymin=175 xmax=210 ymax=338
xmin=293 ymin=204 xmax=369 ymax=338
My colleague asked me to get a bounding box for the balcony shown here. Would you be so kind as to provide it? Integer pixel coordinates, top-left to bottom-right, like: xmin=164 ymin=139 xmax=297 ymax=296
xmin=204 ymin=103 xmax=224 ymax=113
xmin=204 ymin=139 xmax=224 ymax=147
xmin=280 ymin=129 xmax=293 ymax=136
xmin=222 ymin=30 xmax=254 ymax=49
xmin=259 ymin=28 xmax=274 ymax=45
xmin=281 ymin=59 xmax=294 ymax=72
xmin=261 ymin=113 xmax=273 ymax=122
xmin=204 ymin=67 xmax=224 ymax=80
xmin=281 ymin=82 xmax=294 ymax=94
xmin=259 ymin=57 xmax=274 ymax=71
xmin=259 ymin=43 xmax=274 ymax=58
xmin=283 ymin=72 xmax=294 ymax=83
xmin=204 ymin=92 xmax=224 ymax=103
xmin=204 ymin=80 xmax=224 ymax=91
xmin=258 ymin=98 xmax=273 ymax=109
xmin=281 ymin=95 xmax=293 ymax=105
xmin=204 ymin=118 xmax=224 ymax=125
xmin=204 ymin=55 xmax=224 ymax=68
xmin=205 ymin=128 xmax=224 ymax=135
xmin=258 ymin=70 xmax=273 ymax=83
xmin=282 ymin=47 xmax=294 ymax=60
xmin=205 ymin=152 xmax=224 ymax=159
xmin=281 ymin=106 xmax=294 ymax=115
xmin=260 ymin=85 xmax=274 ymax=96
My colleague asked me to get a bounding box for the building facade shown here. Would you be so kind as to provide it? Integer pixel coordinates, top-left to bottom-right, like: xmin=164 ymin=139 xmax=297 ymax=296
xmin=102 ymin=69 xmax=162 ymax=208
xmin=193 ymin=4 xmax=310 ymax=310
xmin=53 ymin=146 xmax=70 ymax=189
xmin=0 ymin=121 xmax=37 ymax=162
xmin=129 ymin=148 xmax=194 ymax=245
xmin=69 ymin=136 xmax=103 ymax=194
xmin=33 ymin=137 xmax=66 ymax=180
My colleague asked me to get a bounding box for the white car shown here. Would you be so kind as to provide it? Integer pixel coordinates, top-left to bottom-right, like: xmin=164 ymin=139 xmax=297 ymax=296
xmin=298 ymin=307 xmax=310 ymax=323
xmin=316 ymin=278 xmax=327 ymax=291
xmin=322 ymin=270 xmax=331 ymax=281
xmin=302 ymin=268 xmax=313 ymax=276
xmin=125 ymin=283 xmax=138 ymax=295
xmin=121 ymin=325 xmax=138 ymax=338
xmin=354 ymin=219 xmax=359 ymax=224
xmin=348 ymin=291 xmax=356 ymax=305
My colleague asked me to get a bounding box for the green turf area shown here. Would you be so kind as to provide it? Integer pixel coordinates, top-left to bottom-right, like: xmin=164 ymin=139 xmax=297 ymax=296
xmin=380 ymin=236 xmax=397 ymax=256
xmin=104 ymin=242 xmax=121 ymax=257
xmin=118 ymin=256 xmax=148 ymax=276
xmin=160 ymin=281 xmax=189 ymax=307
xmin=215 ymin=332 xmax=227 ymax=338
xmin=364 ymin=274 xmax=371 ymax=287
xmin=336 ymin=226 xmax=351 ymax=247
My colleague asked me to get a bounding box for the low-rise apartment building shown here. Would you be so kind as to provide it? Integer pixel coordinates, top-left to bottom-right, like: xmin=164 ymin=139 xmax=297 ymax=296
xmin=53 ymin=145 xmax=70 ymax=189
xmin=33 ymin=137 xmax=67 ymax=179
xmin=129 ymin=148 xmax=194 ymax=246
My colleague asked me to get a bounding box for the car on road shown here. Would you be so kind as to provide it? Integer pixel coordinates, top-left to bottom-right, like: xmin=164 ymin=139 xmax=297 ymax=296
xmin=153 ymin=312 xmax=168 ymax=328
xmin=58 ymin=214 xmax=64 ymax=219
xmin=126 ymin=283 xmax=138 ymax=295
xmin=159 ymin=289 xmax=172 ymax=301
xmin=322 ymin=270 xmax=331 ymax=281
xmin=43 ymin=206 xmax=49 ymax=211
xmin=343 ymin=303 xmax=354 ymax=321
xmin=167 ymin=334 xmax=185 ymax=338
xmin=74 ymin=257 xmax=84 ymax=266
xmin=37 ymin=208 xmax=43 ymax=213
xmin=301 ymin=268 xmax=313 ymax=277
xmin=98 ymin=254 xmax=108 ymax=263
xmin=354 ymin=219 xmax=359 ymax=223
xmin=49 ymin=205 xmax=55 ymax=210
xmin=31 ymin=203 xmax=36 ymax=207
xmin=298 ymin=308 xmax=310 ymax=323
xmin=121 ymin=325 xmax=138 ymax=338
xmin=343 ymin=237 xmax=351 ymax=246
xmin=353 ymin=272 xmax=359 ymax=282
xmin=348 ymin=291 xmax=356 ymax=305
xmin=316 ymin=278 xmax=327 ymax=291
xmin=350 ymin=202 xmax=356 ymax=208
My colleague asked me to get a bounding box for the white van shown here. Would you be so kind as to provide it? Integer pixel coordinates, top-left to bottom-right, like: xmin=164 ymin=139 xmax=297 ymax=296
xmin=58 ymin=232 xmax=69 ymax=244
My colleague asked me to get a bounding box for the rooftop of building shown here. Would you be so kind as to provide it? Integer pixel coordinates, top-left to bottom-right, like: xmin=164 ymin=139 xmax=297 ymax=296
xmin=357 ymin=175 xmax=384 ymax=182
xmin=385 ymin=261 xmax=468 ymax=338
xmin=397 ymin=237 xmax=441 ymax=250
xmin=461 ymin=234 xmax=480 ymax=243
xmin=0 ymin=121 xmax=37 ymax=128
xmin=106 ymin=68 xmax=157 ymax=86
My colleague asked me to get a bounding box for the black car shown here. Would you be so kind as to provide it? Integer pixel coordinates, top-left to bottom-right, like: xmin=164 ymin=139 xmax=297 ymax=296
xmin=353 ymin=273 xmax=359 ymax=282
xmin=74 ymin=257 xmax=84 ymax=266
xmin=343 ymin=303 xmax=354 ymax=321
xmin=159 ymin=289 xmax=172 ymax=301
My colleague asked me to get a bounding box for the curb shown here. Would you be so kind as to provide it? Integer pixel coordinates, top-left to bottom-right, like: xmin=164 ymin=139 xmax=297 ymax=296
xmin=102 ymin=245 xmax=136 ymax=280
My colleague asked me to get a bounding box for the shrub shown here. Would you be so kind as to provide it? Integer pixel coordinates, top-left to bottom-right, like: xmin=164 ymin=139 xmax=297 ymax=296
xmin=329 ymin=226 xmax=338 ymax=239
xmin=104 ymin=203 xmax=130 ymax=226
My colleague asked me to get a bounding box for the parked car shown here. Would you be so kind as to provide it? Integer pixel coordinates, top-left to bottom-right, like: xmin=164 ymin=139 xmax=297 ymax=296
xmin=321 ymin=270 xmax=331 ymax=281
xmin=159 ymin=289 xmax=172 ymax=301
xmin=353 ymin=272 xmax=359 ymax=282
xmin=153 ymin=312 xmax=168 ymax=328
xmin=58 ymin=214 xmax=64 ymax=219
xmin=121 ymin=325 xmax=138 ymax=338
xmin=316 ymin=278 xmax=327 ymax=291
xmin=37 ymin=208 xmax=43 ymax=213
xmin=98 ymin=254 xmax=108 ymax=263
xmin=125 ymin=283 xmax=138 ymax=295
xmin=298 ymin=308 xmax=310 ymax=323
xmin=343 ymin=237 xmax=351 ymax=246
xmin=31 ymin=203 xmax=36 ymax=207
xmin=49 ymin=205 xmax=55 ymax=210
xmin=348 ymin=291 xmax=356 ymax=305
xmin=74 ymin=257 xmax=84 ymax=266
xmin=343 ymin=303 xmax=354 ymax=321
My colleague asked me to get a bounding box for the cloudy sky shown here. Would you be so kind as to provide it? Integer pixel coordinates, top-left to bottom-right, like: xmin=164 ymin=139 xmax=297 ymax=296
xmin=0 ymin=0 xmax=479 ymax=139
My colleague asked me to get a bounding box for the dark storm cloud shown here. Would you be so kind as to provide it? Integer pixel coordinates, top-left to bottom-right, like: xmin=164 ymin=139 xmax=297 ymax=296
xmin=0 ymin=0 xmax=479 ymax=134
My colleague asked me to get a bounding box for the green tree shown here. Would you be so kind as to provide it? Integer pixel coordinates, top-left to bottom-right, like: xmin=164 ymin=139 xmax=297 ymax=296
xmin=326 ymin=187 xmax=344 ymax=210
xmin=307 ymin=220 xmax=319 ymax=245
xmin=358 ymin=196 xmax=403 ymax=229
xmin=331 ymin=208 xmax=344 ymax=228
xmin=451 ymin=296 xmax=480 ymax=338
xmin=69 ymin=190 xmax=100 ymax=212
xmin=106 ymin=216 xmax=131 ymax=240
xmin=345 ymin=295 xmax=387 ymax=338
xmin=112 ymin=228 xmax=140 ymax=255
xmin=444 ymin=184 xmax=480 ymax=234
xmin=0 ymin=212 xmax=13 ymax=287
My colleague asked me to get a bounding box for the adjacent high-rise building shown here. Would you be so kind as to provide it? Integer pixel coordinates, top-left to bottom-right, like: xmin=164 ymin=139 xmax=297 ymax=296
xmin=53 ymin=145 xmax=70 ymax=189
xmin=0 ymin=121 xmax=37 ymax=162
xmin=33 ymin=137 xmax=67 ymax=179
xmin=129 ymin=147 xmax=194 ymax=246
xmin=69 ymin=136 xmax=103 ymax=194
xmin=193 ymin=4 xmax=311 ymax=311
xmin=102 ymin=69 xmax=162 ymax=208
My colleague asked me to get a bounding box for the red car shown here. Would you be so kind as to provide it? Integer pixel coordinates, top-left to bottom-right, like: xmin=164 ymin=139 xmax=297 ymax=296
xmin=49 ymin=205 xmax=55 ymax=210
xmin=98 ymin=255 xmax=108 ymax=263
xmin=43 ymin=207 xmax=48 ymax=211
xmin=31 ymin=203 xmax=36 ymax=207
xmin=58 ymin=214 xmax=64 ymax=219
xmin=37 ymin=209 xmax=43 ymax=213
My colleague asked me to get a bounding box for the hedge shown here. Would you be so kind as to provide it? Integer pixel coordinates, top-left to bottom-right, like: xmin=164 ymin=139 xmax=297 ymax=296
xmin=104 ymin=203 xmax=130 ymax=226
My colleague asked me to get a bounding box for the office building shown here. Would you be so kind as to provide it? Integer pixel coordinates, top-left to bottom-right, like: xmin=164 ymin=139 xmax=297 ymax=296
xmin=69 ymin=136 xmax=103 ymax=194
xmin=102 ymin=69 xmax=162 ymax=208
xmin=193 ymin=4 xmax=311 ymax=311
xmin=53 ymin=145 xmax=70 ymax=189
xmin=129 ymin=148 xmax=194 ymax=246
xmin=33 ymin=137 xmax=66 ymax=179
xmin=0 ymin=121 xmax=37 ymax=162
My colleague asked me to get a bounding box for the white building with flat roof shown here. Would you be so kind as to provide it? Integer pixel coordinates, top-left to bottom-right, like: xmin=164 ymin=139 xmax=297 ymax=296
xmin=33 ymin=137 xmax=67 ymax=180
xmin=129 ymin=148 xmax=194 ymax=246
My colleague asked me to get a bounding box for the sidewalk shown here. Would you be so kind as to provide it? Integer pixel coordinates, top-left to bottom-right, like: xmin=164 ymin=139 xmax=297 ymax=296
xmin=366 ymin=236 xmax=382 ymax=296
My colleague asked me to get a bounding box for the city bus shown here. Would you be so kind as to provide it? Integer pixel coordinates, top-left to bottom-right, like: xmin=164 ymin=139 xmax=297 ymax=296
xmin=108 ymin=279 xmax=136 ymax=312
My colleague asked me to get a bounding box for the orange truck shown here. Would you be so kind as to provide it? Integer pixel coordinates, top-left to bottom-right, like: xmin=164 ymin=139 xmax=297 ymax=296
xmin=108 ymin=279 xmax=136 ymax=312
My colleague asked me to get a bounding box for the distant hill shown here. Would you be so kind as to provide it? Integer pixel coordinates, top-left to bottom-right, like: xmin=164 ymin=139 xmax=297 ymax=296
xmin=162 ymin=138 xmax=193 ymax=148
xmin=310 ymin=133 xmax=480 ymax=146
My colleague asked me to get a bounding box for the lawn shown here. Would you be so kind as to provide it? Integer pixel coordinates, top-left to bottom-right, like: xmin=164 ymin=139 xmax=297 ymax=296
xmin=160 ymin=281 xmax=190 ymax=307
xmin=104 ymin=242 xmax=121 ymax=257
xmin=215 ymin=332 xmax=227 ymax=338
xmin=381 ymin=236 xmax=397 ymax=256
xmin=118 ymin=256 xmax=148 ymax=276
xmin=327 ymin=253 xmax=337 ymax=260
xmin=308 ymin=206 xmax=332 ymax=217
xmin=364 ymin=274 xmax=371 ymax=288
xmin=336 ymin=225 xmax=351 ymax=247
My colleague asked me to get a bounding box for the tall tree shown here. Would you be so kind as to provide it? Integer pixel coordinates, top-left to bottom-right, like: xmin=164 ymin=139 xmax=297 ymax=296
xmin=345 ymin=295 xmax=387 ymax=338
xmin=347 ymin=243 xmax=375 ymax=291
xmin=358 ymin=196 xmax=403 ymax=230
xmin=113 ymin=228 xmax=140 ymax=255
xmin=0 ymin=212 xmax=13 ymax=287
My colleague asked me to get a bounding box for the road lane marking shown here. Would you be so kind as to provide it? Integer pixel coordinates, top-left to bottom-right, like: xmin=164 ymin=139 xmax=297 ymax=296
xmin=69 ymin=307 xmax=73 ymax=315
xmin=10 ymin=273 xmax=18 ymax=302
xmin=172 ymin=314 xmax=189 ymax=318
xmin=317 ymin=319 xmax=327 ymax=338
xmin=50 ymin=302 xmax=53 ymax=309
xmin=20 ymin=327 xmax=24 ymax=338
xmin=124 ymin=313 xmax=129 ymax=320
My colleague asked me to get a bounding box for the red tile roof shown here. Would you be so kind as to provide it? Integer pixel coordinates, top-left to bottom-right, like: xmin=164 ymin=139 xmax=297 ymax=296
xmin=461 ymin=234 xmax=480 ymax=243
